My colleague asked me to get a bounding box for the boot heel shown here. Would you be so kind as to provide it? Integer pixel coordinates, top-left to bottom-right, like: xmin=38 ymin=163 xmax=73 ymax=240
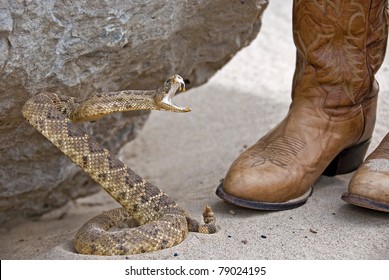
xmin=322 ymin=139 xmax=371 ymax=177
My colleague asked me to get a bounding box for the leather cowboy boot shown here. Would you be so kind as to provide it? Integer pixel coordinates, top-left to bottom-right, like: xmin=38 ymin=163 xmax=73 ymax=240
xmin=342 ymin=0 xmax=389 ymax=213
xmin=342 ymin=133 xmax=389 ymax=212
xmin=216 ymin=0 xmax=386 ymax=210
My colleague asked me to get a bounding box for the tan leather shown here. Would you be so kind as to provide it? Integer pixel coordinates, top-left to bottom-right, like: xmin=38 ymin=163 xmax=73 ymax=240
xmin=223 ymin=0 xmax=388 ymax=203
xmin=348 ymin=133 xmax=389 ymax=205
xmin=346 ymin=0 xmax=389 ymax=207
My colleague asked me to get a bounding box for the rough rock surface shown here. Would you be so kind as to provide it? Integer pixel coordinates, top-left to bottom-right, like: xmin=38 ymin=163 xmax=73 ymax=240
xmin=0 ymin=0 xmax=268 ymax=225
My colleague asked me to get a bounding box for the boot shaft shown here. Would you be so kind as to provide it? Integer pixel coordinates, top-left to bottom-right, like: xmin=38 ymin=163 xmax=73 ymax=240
xmin=367 ymin=0 xmax=388 ymax=75
xmin=291 ymin=0 xmax=388 ymax=113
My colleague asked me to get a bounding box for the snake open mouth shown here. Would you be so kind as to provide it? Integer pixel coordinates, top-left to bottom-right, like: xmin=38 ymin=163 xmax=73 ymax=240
xmin=161 ymin=75 xmax=191 ymax=112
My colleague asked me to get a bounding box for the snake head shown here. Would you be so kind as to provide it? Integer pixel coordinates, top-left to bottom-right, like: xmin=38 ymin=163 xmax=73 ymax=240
xmin=156 ymin=74 xmax=191 ymax=113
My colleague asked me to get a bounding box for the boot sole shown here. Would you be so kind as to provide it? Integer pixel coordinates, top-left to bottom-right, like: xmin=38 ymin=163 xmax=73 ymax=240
xmin=341 ymin=192 xmax=389 ymax=213
xmin=215 ymin=183 xmax=313 ymax=211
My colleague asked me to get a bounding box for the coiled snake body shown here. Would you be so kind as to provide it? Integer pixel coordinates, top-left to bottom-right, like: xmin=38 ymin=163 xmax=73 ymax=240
xmin=22 ymin=75 xmax=216 ymax=255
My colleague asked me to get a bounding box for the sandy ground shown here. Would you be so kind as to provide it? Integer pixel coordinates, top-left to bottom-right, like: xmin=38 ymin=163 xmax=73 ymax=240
xmin=1 ymin=0 xmax=388 ymax=260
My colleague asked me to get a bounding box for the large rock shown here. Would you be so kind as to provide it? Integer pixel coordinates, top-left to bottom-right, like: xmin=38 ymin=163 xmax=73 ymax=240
xmin=0 ymin=0 xmax=268 ymax=225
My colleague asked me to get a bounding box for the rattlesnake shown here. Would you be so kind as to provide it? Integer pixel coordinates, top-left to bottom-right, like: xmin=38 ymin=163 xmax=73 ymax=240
xmin=22 ymin=75 xmax=217 ymax=255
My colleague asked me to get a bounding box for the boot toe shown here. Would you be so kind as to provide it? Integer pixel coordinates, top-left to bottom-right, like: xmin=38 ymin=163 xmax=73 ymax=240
xmin=342 ymin=161 xmax=389 ymax=212
xmin=221 ymin=161 xmax=311 ymax=204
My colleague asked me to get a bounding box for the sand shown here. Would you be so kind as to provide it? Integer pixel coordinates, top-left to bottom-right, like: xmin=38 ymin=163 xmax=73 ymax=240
xmin=1 ymin=0 xmax=388 ymax=260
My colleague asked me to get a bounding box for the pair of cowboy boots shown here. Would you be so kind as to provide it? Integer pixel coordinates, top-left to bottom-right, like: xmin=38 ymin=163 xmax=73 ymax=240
xmin=217 ymin=0 xmax=389 ymax=212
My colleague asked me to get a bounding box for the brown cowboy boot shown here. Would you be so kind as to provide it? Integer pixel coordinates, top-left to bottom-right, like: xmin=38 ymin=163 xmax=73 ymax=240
xmin=216 ymin=0 xmax=387 ymax=210
xmin=342 ymin=0 xmax=389 ymax=213
xmin=342 ymin=132 xmax=389 ymax=212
